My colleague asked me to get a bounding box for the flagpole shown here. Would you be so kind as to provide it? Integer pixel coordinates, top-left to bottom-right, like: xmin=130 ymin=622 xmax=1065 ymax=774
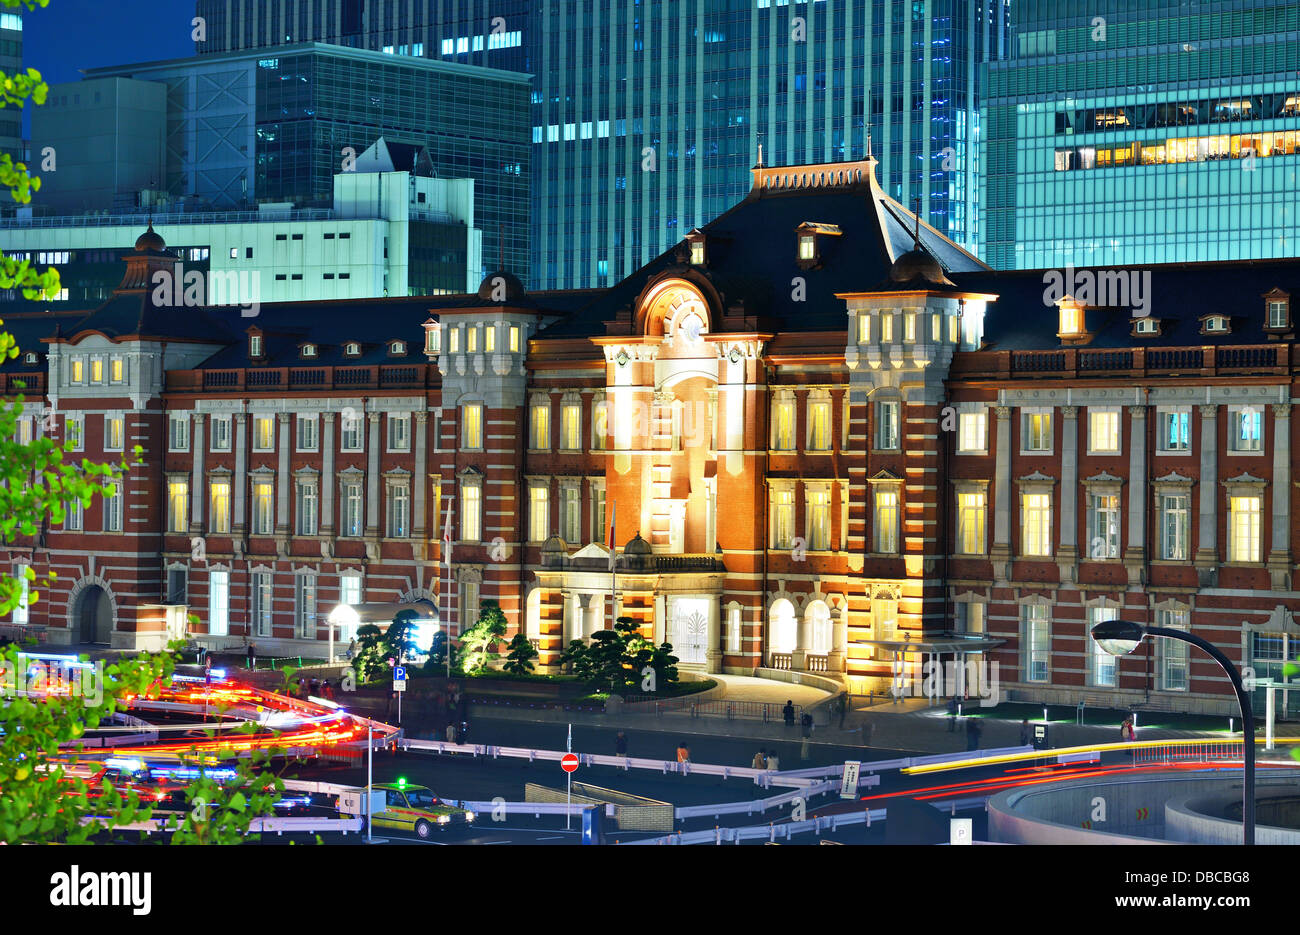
xmin=609 ymin=501 xmax=617 ymax=630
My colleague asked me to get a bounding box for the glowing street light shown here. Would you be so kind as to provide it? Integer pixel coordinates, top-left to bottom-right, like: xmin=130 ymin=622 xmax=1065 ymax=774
xmin=1090 ymin=618 xmax=1255 ymax=845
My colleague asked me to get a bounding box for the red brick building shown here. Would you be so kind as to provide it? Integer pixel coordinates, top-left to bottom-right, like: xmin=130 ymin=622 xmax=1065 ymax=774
xmin=5 ymin=154 xmax=1300 ymax=717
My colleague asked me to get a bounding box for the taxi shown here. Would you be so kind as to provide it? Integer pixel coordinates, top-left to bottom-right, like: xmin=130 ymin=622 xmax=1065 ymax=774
xmin=371 ymin=780 xmax=475 ymax=838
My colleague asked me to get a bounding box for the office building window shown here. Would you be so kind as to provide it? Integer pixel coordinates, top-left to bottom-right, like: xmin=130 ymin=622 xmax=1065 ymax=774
xmin=772 ymin=397 xmax=795 ymax=450
xmin=807 ymin=398 xmax=831 ymax=451
xmin=1088 ymin=409 xmax=1120 ymax=453
xmin=253 ymin=415 xmax=274 ymax=451
xmin=529 ymin=483 xmax=549 ymax=542
xmin=529 ymin=398 xmax=550 ymax=450
xmin=561 ymin=398 xmax=582 ymax=451
xmin=957 ymin=411 xmax=987 ymax=453
xmin=807 ymin=488 xmax=831 ymax=551
xmin=461 ymin=483 xmax=481 ymax=542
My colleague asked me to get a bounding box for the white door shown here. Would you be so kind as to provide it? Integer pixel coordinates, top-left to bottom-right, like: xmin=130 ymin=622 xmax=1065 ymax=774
xmin=668 ymin=597 xmax=709 ymax=665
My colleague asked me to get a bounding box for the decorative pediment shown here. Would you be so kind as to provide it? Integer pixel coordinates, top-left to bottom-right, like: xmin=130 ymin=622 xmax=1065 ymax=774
xmin=1082 ymin=470 xmax=1125 ymax=485
xmin=249 ymin=465 xmax=275 ymax=476
xmin=383 ymin=466 xmax=412 ymax=478
xmin=868 ymin=469 xmax=903 ymax=483
xmin=1015 ymin=470 xmax=1057 ymax=488
xmin=293 ymin=465 xmax=320 ymax=477
xmin=1153 ymin=470 xmax=1194 ymax=486
xmin=1222 ymin=471 xmax=1267 ymax=488
xmin=338 ymin=465 xmax=365 ymax=477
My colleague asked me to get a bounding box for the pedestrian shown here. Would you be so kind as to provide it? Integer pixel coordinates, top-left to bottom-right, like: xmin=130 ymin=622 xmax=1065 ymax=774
xmin=838 ymin=695 xmax=847 ymax=730
xmin=783 ymin=700 xmax=795 ymax=727
xmin=323 ymin=680 xmax=335 ymax=701
xmin=346 ymin=638 xmax=356 ymax=662
xmin=947 ymin=694 xmax=959 ymax=732
xmin=309 ymin=678 xmax=319 ymax=696
xmin=965 ymin=717 xmax=982 ymax=752
xmin=676 ymin=741 xmax=690 ymax=764
xmin=751 ymin=749 xmax=768 ymax=770
xmin=446 ymin=721 xmax=458 ymax=744
xmin=1020 ymin=719 xmax=1031 ymax=746
xmin=767 ymin=749 xmax=780 ymax=771
xmin=615 ymin=731 xmax=628 ymax=756
xmin=301 ymin=679 xmax=312 ymax=700
xmin=204 ymin=654 xmax=212 ymax=689
xmin=247 ymin=640 xmax=256 ymax=670
xmin=800 ymin=711 xmax=813 ymax=738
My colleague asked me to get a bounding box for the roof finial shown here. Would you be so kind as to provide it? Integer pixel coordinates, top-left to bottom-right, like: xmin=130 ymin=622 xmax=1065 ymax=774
xmin=866 ymin=130 xmax=873 ymax=160
xmin=757 ymin=142 xmax=763 ymax=167
xmin=912 ymin=196 xmax=922 ymax=250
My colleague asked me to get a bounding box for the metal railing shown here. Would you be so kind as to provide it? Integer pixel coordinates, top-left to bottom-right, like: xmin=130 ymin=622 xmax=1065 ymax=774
xmin=1133 ymin=739 xmax=1245 ymax=765
xmin=955 ymin=344 xmax=1291 ymax=380
xmin=176 ymin=364 xmax=434 ymax=393
xmin=0 ymin=208 xmax=337 ymax=229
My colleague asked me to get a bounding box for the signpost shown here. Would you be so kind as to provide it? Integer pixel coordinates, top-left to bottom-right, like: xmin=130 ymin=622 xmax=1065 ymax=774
xmin=950 ymin=817 xmax=973 ymax=845
xmin=839 ymin=760 xmax=861 ymax=800
xmin=393 ymin=665 xmax=406 ymax=724
xmin=564 ymin=723 xmax=577 ymax=829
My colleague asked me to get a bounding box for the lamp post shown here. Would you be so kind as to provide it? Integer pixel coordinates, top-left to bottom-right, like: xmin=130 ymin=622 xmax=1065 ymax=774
xmin=1090 ymin=619 xmax=1255 ymax=845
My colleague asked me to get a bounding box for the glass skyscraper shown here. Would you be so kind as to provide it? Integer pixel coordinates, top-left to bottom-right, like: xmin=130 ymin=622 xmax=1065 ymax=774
xmin=194 ymin=0 xmax=1011 ymax=290
xmin=983 ymin=0 xmax=1300 ymax=269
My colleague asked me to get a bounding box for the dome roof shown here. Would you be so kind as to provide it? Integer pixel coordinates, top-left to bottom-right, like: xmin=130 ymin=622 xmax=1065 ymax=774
xmin=623 ymin=533 xmax=652 ymax=556
xmin=134 ymin=223 xmax=166 ymax=253
xmin=477 ymin=269 xmax=525 ymax=303
xmin=887 ymin=246 xmax=953 ymax=287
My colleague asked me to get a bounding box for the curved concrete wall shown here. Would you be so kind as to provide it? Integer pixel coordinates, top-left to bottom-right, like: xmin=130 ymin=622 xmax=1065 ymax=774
xmin=1167 ymin=788 xmax=1300 ymax=845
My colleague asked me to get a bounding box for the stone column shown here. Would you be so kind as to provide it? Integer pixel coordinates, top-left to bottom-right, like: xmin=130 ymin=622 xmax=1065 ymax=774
xmin=232 ymin=413 xmax=247 ymax=543
xmin=275 ymin=413 xmax=291 ymax=536
xmin=366 ymin=413 xmax=382 ymax=536
xmin=321 ymin=413 xmax=336 ymax=537
xmin=827 ymin=606 xmax=845 ymax=673
xmin=706 ymin=598 xmax=722 ymax=674
xmin=414 ymin=412 xmax=428 ymax=540
xmin=1057 ymin=406 xmax=1079 ymax=584
xmin=189 ymin=413 xmax=205 ymax=535
xmin=1124 ymin=405 xmax=1147 ymax=586
xmin=1269 ymin=404 xmax=1292 ymax=590
xmin=790 ymin=606 xmax=808 ymax=672
xmin=989 ymin=405 xmax=1013 ymax=581
xmin=1194 ymin=405 xmax=1219 ymax=587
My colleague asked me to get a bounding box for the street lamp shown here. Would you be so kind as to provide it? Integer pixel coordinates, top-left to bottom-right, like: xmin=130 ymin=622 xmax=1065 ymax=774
xmin=1089 ymin=618 xmax=1255 ymax=845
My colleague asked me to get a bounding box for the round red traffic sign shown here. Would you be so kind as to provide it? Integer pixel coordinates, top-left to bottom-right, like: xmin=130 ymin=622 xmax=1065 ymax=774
xmin=561 ymin=753 xmax=579 ymax=773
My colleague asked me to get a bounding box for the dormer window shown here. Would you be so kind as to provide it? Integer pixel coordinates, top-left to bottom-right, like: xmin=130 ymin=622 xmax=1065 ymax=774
xmin=1201 ymin=314 xmax=1231 ymax=335
xmin=793 ymin=222 xmax=841 ymax=269
xmin=23 ymin=352 xmax=37 ymax=365
xmin=345 ymin=342 xmax=362 ymax=357
xmin=1132 ymin=316 xmax=1162 ymax=337
xmin=389 ymin=340 xmax=407 ymax=357
xmin=1264 ymin=289 xmax=1291 ymax=331
xmin=300 ymin=343 xmax=317 ymax=358
xmin=249 ymin=332 xmax=264 ymax=359
xmin=1055 ymin=299 xmax=1092 ymax=345
xmin=685 ymin=229 xmax=706 ymax=266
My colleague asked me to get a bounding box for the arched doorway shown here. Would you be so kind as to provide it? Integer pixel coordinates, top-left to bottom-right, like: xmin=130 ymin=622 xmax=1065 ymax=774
xmin=76 ymin=585 xmax=113 ymax=644
xmin=768 ymin=598 xmax=797 ymax=663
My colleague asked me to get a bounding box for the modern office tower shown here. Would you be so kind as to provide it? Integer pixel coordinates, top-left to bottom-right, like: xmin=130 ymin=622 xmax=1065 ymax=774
xmin=192 ymin=1 xmax=1011 ymax=290
xmin=983 ymin=0 xmax=1300 ymax=270
xmin=31 ymin=78 xmax=168 ymax=214
xmin=76 ymin=44 xmax=529 ymax=283
xmin=0 ymin=8 xmax=24 ymax=166
xmin=0 ymin=139 xmax=483 ymax=307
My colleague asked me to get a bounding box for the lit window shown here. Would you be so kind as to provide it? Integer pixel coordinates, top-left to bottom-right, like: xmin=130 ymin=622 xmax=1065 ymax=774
xmin=467 ymin=327 xmax=478 ymax=353
xmin=462 ymin=404 xmax=483 ymax=449
xmin=807 ymin=488 xmax=831 ymax=551
xmin=70 ymin=358 xmax=85 ymax=383
xmin=875 ymin=400 xmax=900 ymax=450
xmin=689 ymin=240 xmax=705 ymax=265
xmin=509 ymin=325 xmax=521 ymax=352
xmin=448 ymin=328 xmax=460 ymax=354
xmin=209 ymin=570 xmax=229 ymax=636
xmin=772 ymin=398 xmax=795 ymax=450
xmin=561 ymin=485 xmax=581 ymax=544
xmin=90 ymin=358 xmax=104 ymax=384
xmin=461 ymin=483 xmax=482 ymax=542
xmin=105 ymin=415 xmax=125 ymax=451
xmin=253 ymin=416 xmax=274 ymax=451
xmin=301 ymin=344 xmax=317 ymax=358
xmin=1021 ymin=493 xmax=1052 ymax=557
xmin=771 ymin=488 xmax=795 ymax=549
xmin=530 ymin=399 xmax=551 ymax=450
xmin=904 ymin=313 xmax=916 ymax=343
xmin=167 ymin=479 xmax=188 ymax=534
xmin=807 ymin=399 xmax=831 ymax=451
xmin=110 ymin=358 xmax=125 ymax=382
xmin=957 ymin=411 xmax=987 ymax=453
xmin=1058 ymin=305 xmax=1085 ymax=335
xmin=857 ymin=314 xmax=870 ymax=344
xmin=251 ymin=481 xmax=274 ymax=535
xmin=1229 ymin=495 xmax=1261 ymax=562
xmin=485 ymin=326 xmax=496 ymax=353
xmin=1022 ymin=409 xmax=1052 ymax=452
xmin=1088 ymin=409 xmax=1120 ymax=453
xmin=880 ymin=313 xmax=894 ymax=343
xmin=956 ymin=491 xmax=986 ymax=554
xmin=529 ymin=484 xmax=550 ymax=542
xmin=210 ymin=480 xmax=232 ymax=534
xmin=390 ymin=341 xmax=406 ymax=355
xmin=798 ymin=234 xmax=816 ymax=261
xmin=561 ymin=399 xmax=582 ymax=450
xmin=873 ymin=489 xmax=899 ymax=553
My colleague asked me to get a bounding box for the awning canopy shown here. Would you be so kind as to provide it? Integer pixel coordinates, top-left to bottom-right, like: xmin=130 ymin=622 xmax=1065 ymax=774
xmin=852 ymin=637 xmax=1004 ymax=654
xmin=325 ymin=600 xmax=439 ymax=627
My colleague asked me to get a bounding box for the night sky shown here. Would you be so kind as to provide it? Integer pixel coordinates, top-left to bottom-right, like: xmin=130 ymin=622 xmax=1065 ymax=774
xmin=22 ymin=0 xmax=194 ymax=131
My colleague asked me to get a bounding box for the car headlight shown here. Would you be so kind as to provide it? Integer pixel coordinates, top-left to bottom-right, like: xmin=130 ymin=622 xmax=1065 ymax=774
xmin=437 ymin=814 xmax=450 ymax=824
xmin=464 ymin=811 xmax=475 ymax=822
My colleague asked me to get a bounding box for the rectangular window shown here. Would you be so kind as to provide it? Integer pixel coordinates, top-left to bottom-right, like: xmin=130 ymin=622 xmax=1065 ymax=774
xmin=70 ymin=358 xmax=85 ymax=384
xmin=1156 ymin=610 xmax=1190 ymax=691
xmin=880 ymin=313 xmax=894 ymax=342
xmin=461 ymin=484 xmax=481 ymax=542
xmin=252 ymin=572 xmax=272 ymax=637
xmin=210 ymin=479 xmax=232 ymax=534
xmin=1022 ymin=409 xmax=1052 ymax=452
xmin=772 ymin=398 xmax=795 ymax=450
xmin=110 ymin=358 xmax=125 ymax=383
xmin=296 ymin=481 xmax=318 ymax=535
xmin=771 ymin=488 xmax=795 ymax=549
xmin=340 ymin=413 xmax=363 ymax=451
xmin=1231 ymin=407 xmax=1262 ymax=452
xmin=1160 ymin=493 xmax=1190 ymax=560
xmin=294 ymin=575 xmax=316 ymax=639
xmin=296 ymin=415 xmax=319 ymax=451
xmin=167 ymin=479 xmax=188 ymax=533
xmin=561 ymin=400 xmax=582 ymax=450
xmin=1268 ymin=301 xmax=1288 ymax=329
xmin=1088 ymin=606 xmax=1119 ymax=687
xmin=873 ymin=489 xmax=899 ymax=553
xmin=592 ymin=398 xmax=608 ymax=450
xmin=1023 ymin=604 xmax=1050 ymax=683
xmin=529 ymin=484 xmax=549 ymax=542
xmin=509 ymin=325 xmax=521 ymax=352
xmin=875 ymin=401 xmax=900 ymax=450
xmin=1158 ymin=408 xmax=1190 ymax=452
xmin=956 ymin=491 xmax=986 ymax=554
xmin=462 ymin=404 xmax=483 ymax=449
xmin=166 ymin=567 xmax=187 ymax=605
xmin=484 ymin=326 xmax=496 ymax=353
xmin=168 ymin=415 xmax=189 ymax=452
xmin=387 ymin=414 xmax=411 ymax=452
xmin=341 ymin=481 xmax=363 ymax=536
xmin=386 ymin=483 xmax=409 ymax=538
xmin=64 ymin=416 xmax=83 ymax=451
xmin=11 ymin=566 xmax=28 ymax=624
xmin=807 ymin=400 xmax=831 ymax=451
xmin=562 ymin=486 xmax=581 ymax=544
xmin=251 ymin=480 xmax=274 ymax=535
xmin=1021 ymin=493 xmax=1052 ymax=557
xmin=1088 ymin=409 xmax=1120 ymax=453
xmin=103 ymin=485 xmax=123 ymax=532
xmin=210 ymin=415 xmax=232 ymax=452
xmin=1087 ymin=493 xmax=1120 ymax=560
xmin=90 ymin=358 xmax=104 ymax=384
xmin=1229 ymin=495 xmax=1261 ymax=562
xmin=957 ymin=411 xmax=987 ymax=453
xmin=105 ymin=415 xmax=125 ymax=451
xmin=954 ymin=601 xmax=985 ymax=635
xmin=591 ymin=484 xmax=607 ymax=544
xmin=209 ymin=570 xmax=229 ymax=636
xmin=448 ymin=328 xmax=459 ymax=354
xmin=253 ymin=415 xmax=275 ymax=451
xmin=64 ymin=497 xmax=83 ymax=531
xmin=807 ymin=488 xmax=831 ymax=551
xmin=529 ymin=400 xmax=550 ymax=450
xmin=857 ymin=314 xmax=870 ymax=344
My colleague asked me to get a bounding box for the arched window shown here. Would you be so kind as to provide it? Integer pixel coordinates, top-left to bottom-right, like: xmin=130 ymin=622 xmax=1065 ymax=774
xmin=525 ymin=589 xmax=541 ymax=639
xmin=769 ymin=598 xmax=797 ymax=655
xmin=806 ymin=600 xmax=832 ymax=655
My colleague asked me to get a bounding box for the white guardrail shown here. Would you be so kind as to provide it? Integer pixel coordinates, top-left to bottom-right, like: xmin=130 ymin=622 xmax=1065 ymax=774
xmin=101 ymin=816 xmax=365 ymax=835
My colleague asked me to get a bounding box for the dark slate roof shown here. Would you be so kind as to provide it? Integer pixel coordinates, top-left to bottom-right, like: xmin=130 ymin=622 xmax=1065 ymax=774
xmin=69 ymin=287 xmax=243 ymax=344
xmin=955 ymin=263 xmax=1300 ymax=351
xmin=534 ymin=157 xmax=989 ymax=339
xmin=0 ymin=310 xmax=86 ymax=372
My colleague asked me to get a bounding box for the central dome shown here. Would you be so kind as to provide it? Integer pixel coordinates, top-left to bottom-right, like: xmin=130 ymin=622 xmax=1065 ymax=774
xmin=477 ymin=269 xmax=525 ymax=303
xmin=888 ymin=246 xmax=951 ymax=286
xmin=135 ymin=223 xmax=166 ymax=253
